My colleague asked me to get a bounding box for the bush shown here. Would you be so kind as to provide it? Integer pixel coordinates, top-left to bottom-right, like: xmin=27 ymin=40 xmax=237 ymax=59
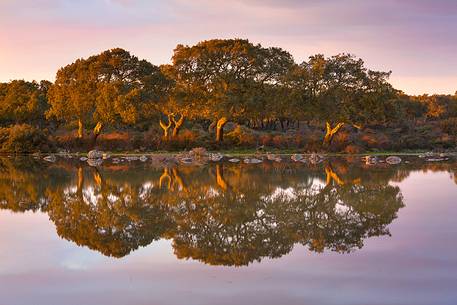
xmin=439 ymin=118 xmax=457 ymax=134
xmin=226 ymin=125 xmax=257 ymax=147
xmin=0 ymin=124 xmax=50 ymax=153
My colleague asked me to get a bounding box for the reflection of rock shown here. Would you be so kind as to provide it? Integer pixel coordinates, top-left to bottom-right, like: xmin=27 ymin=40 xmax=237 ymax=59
xmin=243 ymin=158 xmax=263 ymax=164
xmin=267 ymin=154 xmax=282 ymax=162
xmin=228 ymin=158 xmax=240 ymax=163
xmin=43 ymin=155 xmax=56 ymax=162
xmin=88 ymin=150 xmax=103 ymax=159
xmin=291 ymin=154 xmax=304 ymax=162
xmin=87 ymin=158 xmax=103 ymax=167
xmin=309 ymin=153 xmax=324 ymax=164
xmin=386 ymin=156 xmax=402 ymax=165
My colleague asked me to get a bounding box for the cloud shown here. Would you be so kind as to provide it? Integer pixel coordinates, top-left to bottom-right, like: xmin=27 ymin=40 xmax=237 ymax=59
xmin=1 ymin=0 xmax=456 ymax=94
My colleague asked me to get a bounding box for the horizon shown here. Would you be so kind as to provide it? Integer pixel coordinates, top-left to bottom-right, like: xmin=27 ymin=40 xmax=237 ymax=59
xmin=1 ymin=0 xmax=457 ymax=95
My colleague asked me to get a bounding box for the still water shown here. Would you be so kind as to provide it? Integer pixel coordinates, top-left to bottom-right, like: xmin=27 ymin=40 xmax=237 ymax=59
xmin=0 ymin=156 xmax=456 ymax=305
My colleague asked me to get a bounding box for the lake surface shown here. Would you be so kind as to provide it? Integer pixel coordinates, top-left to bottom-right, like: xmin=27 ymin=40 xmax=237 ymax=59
xmin=0 ymin=156 xmax=456 ymax=305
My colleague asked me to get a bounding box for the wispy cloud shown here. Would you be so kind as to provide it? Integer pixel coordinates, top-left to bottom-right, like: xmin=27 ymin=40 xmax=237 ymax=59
xmin=1 ymin=0 xmax=456 ymax=94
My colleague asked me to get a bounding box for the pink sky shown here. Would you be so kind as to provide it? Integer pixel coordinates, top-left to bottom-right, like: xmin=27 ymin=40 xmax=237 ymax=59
xmin=1 ymin=0 xmax=456 ymax=95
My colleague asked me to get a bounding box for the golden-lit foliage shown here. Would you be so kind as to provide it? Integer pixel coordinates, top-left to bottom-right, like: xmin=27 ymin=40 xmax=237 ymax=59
xmin=1 ymin=40 xmax=457 ymax=152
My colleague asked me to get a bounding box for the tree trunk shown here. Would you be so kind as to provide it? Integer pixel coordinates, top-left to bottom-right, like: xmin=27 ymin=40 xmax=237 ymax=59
xmin=159 ymin=114 xmax=173 ymax=140
xmin=77 ymin=119 xmax=84 ymax=139
xmin=323 ymin=122 xmax=345 ymax=146
xmin=90 ymin=122 xmax=103 ymax=149
xmin=171 ymin=114 xmax=185 ymax=138
xmin=216 ymin=117 xmax=228 ymax=142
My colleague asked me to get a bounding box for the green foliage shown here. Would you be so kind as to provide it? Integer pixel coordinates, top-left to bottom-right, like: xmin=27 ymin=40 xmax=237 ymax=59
xmin=439 ymin=118 xmax=457 ymax=134
xmin=0 ymin=80 xmax=49 ymax=126
xmin=1 ymin=39 xmax=457 ymax=152
xmin=0 ymin=124 xmax=49 ymax=153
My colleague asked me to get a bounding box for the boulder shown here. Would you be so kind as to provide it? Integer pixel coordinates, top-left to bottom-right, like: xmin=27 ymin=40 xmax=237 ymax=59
xmin=363 ymin=155 xmax=378 ymax=165
xmin=243 ymin=158 xmax=263 ymax=164
xmin=267 ymin=154 xmax=282 ymax=162
xmin=88 ymin=150 xmax=103 ymax=159
xmin=426 ymin=157 xmax=449 ymax=162
xmin=190 ymin=147 xmax=208 ymax=159
xmin=43 ymin=155 xmax=56 ymax=163
xmin=208 ymin=153 xmax=224 ymax=162
xmin=180 ymin=157 xmax=194 ymax=164
xmin=139 ymin=155 xmax=148 ymax=162
xmin=386 ymin=156 xmax=402 ymax=165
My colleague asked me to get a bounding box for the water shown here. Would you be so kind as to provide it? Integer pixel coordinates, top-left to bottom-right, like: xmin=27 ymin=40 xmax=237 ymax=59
xmin=0 ymin=156 xmax=456 ymax=305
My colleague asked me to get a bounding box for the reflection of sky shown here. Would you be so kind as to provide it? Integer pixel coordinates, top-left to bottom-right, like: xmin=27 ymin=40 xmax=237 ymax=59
xmin=1 ymin=171 xmax=457 ymax=305
xmin=1 ymin=0 xmax=457 ymax=94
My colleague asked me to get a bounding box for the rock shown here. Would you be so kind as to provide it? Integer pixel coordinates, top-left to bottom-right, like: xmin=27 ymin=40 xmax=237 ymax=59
xmin=309 ymin=153 xmax=324 ymax=164
xmin=243 ymin=158 xmax=262 ymax=164
xmin=87 ymin=158 xmax=103 ymax=167
xmin=190 ymin=147 xmax=208 ymax=158
xmin=88 ymin=150 xmax=103 ymax=159
xmin=139 ymin=155 xmax=148 ymax=162
xmin=228 ymin=158 xmax=240 ymax=163
xmin=57 ymin=150 xmax=71 ymax=158
xmin=180 ymin=157 xmax=194 ymax=164
xmin=363 ymin=155 xmax=378 ymax=165
xmin=419 ymin=152 xmax=435 ymax=158
xmin=43 ymin=155 xmax=56 ymax=162
xmin=291 ymin=154 xmax=304 ymax=162
xmin=386 ymin=156 xmax=402 ymax=165
xmin=80 ymin=157 xmax=88 ymax=161
xmin=102 ymin=153 xmax=110 ymax=160
xmin=267 ymin=154 xmax=281 ymax=162
xmin=426 ymin=158 xmax=449 ymax=162
xmin=112 ymin=158 xmax=121 ymax=163
xmin=208 ymin=153 xmax=224 ymax=162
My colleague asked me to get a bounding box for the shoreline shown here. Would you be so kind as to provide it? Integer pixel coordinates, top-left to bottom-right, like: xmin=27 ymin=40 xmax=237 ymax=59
xmin=1 ymin=150 xmax=456 ymax=158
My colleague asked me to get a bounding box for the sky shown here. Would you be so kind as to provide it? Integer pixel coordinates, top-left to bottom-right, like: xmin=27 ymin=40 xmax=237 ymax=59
xmin=0 ymin=0 xmax=456 ymax=95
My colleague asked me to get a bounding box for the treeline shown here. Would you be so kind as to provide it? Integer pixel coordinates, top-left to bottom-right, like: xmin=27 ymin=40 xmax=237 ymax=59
xmin=1 ymin=39 xmax=457 ymax=153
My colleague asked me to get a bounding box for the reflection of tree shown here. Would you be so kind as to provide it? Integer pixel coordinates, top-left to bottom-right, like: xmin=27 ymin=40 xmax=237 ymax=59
xmin=46 ymin=166 xmax=174 ymax=257
xmin=2 ymin=158 xmax=455 ymax=265
xmin=0 ymin=158 xmax=69 ymax=212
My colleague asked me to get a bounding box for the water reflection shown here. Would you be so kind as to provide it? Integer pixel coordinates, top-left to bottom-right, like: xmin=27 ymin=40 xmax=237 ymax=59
xmin=1 ymin=157 xmax=455 ymax=266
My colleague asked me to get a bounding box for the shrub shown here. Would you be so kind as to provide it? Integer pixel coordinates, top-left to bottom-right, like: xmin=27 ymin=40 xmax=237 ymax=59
xmin=0 ymin=124 xmax=50 ymax=153
xmin=344 ymin=144 xmax=364 ymax=154
xmin=226 ymin=125 xmax=257 ymax=147
xmin=439 ymin=118 xmax=457 ymax=134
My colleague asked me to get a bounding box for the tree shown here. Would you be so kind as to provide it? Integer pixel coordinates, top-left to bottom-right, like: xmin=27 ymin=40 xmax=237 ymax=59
xmin=47 ymin=48 xmax=169 ymax=146
xmin=0 ymin=80 xmax=50 ymax=127
xmin=170 ymin=39 xmax=294 ymax=142
xmin=294 ymin=54 xmax=398 ymax=146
